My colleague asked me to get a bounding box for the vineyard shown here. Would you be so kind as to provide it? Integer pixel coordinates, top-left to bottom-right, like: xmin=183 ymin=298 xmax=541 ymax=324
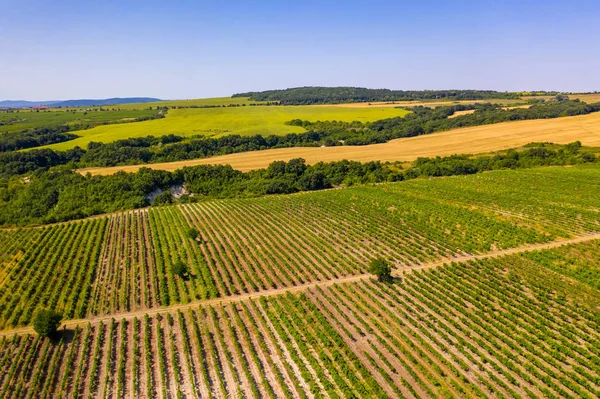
xmin=1 ymin=166 xmax=600 ymax=329
xmin=1 ymin=164 xmax=600 ymax=397
xmin=0 ymin=241 xmax=599 ymax=398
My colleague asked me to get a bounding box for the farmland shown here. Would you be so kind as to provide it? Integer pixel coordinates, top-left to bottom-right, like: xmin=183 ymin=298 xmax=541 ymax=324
xmin=1 ymin=239 xmax=599 ymax=397
xmin=0 ymin=108 xmax=158 ymax=134
xmin=40 ymin=105 xmax=411 ymax=151
xmin=114 ymin=96 xmax=265 ymax=109
xmin=0 ymin=164 xmax=600 ymax=396
xmin=81 ymin=110 xmax=600 ymax=175
xmin=2 ymin=165 xmax=600 ymax=327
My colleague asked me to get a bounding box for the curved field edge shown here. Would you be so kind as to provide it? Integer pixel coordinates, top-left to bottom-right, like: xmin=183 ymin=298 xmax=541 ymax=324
xmin=79 ymin=111 xmax=600 ymax=175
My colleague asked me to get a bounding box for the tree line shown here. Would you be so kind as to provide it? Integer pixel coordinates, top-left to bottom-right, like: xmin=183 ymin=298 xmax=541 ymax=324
xmin=0 ymin=141 xmax=595 ymax=227
xmin=232 ymin=86 xmax=521 ymax=105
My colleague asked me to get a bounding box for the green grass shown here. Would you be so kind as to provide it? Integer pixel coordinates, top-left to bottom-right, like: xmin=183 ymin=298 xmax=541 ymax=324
xmin=0 ymin=108 xmax=156 ymax=134
xmin=40 ymin=105 xmax=411 ymax=150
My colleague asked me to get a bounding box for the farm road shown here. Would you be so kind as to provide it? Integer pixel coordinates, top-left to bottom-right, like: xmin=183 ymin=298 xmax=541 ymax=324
xmin=2 ymin=231 xmax=599 ymax=337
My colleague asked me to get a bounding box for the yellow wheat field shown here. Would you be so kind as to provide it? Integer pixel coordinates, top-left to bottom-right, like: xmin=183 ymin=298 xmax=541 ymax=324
xmin=80 ymin=112 xmax=600 ymax=175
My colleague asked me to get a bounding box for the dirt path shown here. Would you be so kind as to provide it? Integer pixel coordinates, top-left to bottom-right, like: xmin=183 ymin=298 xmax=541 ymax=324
xmin=2 ymin=232 xmax=599 ymax=337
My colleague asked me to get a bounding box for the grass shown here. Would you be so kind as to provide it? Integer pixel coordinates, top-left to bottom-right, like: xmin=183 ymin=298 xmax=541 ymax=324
xmin=81 ymin=111 xmax=600 ymax=175
xmin=40 ymin=105 xmax=411 ymax=150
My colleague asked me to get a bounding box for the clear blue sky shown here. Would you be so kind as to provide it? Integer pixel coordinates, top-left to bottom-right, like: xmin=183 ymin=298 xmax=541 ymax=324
xmin=1 ymin=0 xmax=599 ymax=100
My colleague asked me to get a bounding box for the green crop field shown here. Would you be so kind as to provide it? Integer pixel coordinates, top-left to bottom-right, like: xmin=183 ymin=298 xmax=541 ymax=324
xmin=38 ymin=104 xmax=411 ymax=150
xmin=1 ymin=164 xmax=600 ymax=397
xmin=0 ymin=108 xmax=157 ymax=134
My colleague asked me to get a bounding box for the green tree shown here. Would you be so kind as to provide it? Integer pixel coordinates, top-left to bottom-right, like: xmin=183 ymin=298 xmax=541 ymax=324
xmin=369 ymin=258 xmax=393 ymax=283
xmin=171 ymin=261 xmax=189 ymax=278
xmin=152 ymin=190 xmax=173 ymax=206
xmin=33 ymin=309 xmax=62 ymax=337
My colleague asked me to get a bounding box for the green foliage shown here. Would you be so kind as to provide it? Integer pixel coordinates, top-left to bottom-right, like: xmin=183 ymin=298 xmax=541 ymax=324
xmin=369 ymin=258 xmax=393 ymax=283
xmin=187 ymin=228 xmax=199 ymax=240
xmin=405 ymin=141 xmax=595 ymax=177
xmin=152 ymin=190 xmax=173 ymax=206
xmin=33 ymin=309 xmax=62 ymax=337
xmin=0 ymin=167 xmax=176 ymax=225
xmin=171 ymin=261 xmax=188 ymax=278
xmin=0 ymin=142 xmax=597 ymax=226
xmin=233 ymin=86 xmax=520 ymax=104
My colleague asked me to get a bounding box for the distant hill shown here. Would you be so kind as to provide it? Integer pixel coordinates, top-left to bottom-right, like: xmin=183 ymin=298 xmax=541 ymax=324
xmin=0 ymin=97 xmax=161 ymax=108
xmin=0 ymin=100 xmax=57 ymax=108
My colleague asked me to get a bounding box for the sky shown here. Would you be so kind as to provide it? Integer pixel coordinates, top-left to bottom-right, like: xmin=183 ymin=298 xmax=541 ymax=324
xmin=1 ymin=0 xmax=599 ymax=100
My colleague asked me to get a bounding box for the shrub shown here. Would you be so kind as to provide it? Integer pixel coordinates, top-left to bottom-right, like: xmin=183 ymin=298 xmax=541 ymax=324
xmin=187 ymin=228 xmax=199 ymax=240
xmin=171 ymin=261 xmax=188 ymax=278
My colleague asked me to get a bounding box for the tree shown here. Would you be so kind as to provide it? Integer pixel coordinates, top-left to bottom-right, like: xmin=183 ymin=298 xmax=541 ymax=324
xmin=152 ymin=190 xmax=173 ymax=206
xmin=187 ymin=228 xmax=199 ymax=240
xmin=33 ymin=309 xmax=62 ymax=337
xmin=369 ymin=258 xmax=393 ymax=283
xmin=553 ymin=93 xmax=570 ymax=102
xmin=171 ymin=261 xmax=189 ymax=278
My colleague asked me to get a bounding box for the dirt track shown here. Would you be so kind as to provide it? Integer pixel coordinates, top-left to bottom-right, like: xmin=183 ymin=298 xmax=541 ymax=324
xmin=3 ymin=231 xmax=599 ymax=337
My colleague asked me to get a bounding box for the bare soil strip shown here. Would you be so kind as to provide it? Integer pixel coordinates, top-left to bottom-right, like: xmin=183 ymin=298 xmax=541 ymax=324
xmin=1 ymin=232 xmax=599 ymax=337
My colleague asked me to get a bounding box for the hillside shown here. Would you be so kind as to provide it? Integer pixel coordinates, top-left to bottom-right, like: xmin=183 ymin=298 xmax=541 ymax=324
xmin=81 ymin=110 xmax=600 ymax=175
xmin=1 ymin=164 xmax=599 ymax=397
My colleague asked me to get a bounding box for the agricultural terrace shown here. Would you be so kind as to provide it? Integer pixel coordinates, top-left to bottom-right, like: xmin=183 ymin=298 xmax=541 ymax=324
xmin=0 ymin=239 xmax=599 ymax=398
xmin=2 ymin=165 xmax=600 ymax=330
xmin=40 ymin=105 xmax=411 ymax=151
xmin=82 ymin=110 xmax=600 ymax=175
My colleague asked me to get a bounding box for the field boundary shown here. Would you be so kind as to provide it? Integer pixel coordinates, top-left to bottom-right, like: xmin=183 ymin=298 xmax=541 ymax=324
xmin=2 ymin=231 xmax=599 ymax=337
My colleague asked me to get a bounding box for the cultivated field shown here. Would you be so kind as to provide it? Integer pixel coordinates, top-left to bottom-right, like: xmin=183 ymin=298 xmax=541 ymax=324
xmin=41 ymin=105 xmax=410 ymax=151
xmin=0 ymin=108 xmax=156 ymax=133
xmin=2 ymin=164 xmax=600 ymax=397
xmin=81 ymin=111 xmax=600 ymax=175
xmin=1 ymin=237 xmax=599 ymax=397
xmin=3 ymin=165 xmax=600 ymax=328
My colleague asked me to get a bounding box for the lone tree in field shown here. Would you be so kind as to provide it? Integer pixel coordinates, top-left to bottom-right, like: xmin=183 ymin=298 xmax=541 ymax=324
xmin=187 ymin=228 xmax=199 ymax=241
xmin=369 ymin=258 xmax=393 ymax=283
xmin=33 ymin=309 xmax=62 ymax=338
xmin=171 ymin=261 xmax=189 ymax=278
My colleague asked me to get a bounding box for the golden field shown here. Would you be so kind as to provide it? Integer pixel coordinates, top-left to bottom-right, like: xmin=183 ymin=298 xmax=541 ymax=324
xmin=80 ymin=111 xmax=600 ymax=175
